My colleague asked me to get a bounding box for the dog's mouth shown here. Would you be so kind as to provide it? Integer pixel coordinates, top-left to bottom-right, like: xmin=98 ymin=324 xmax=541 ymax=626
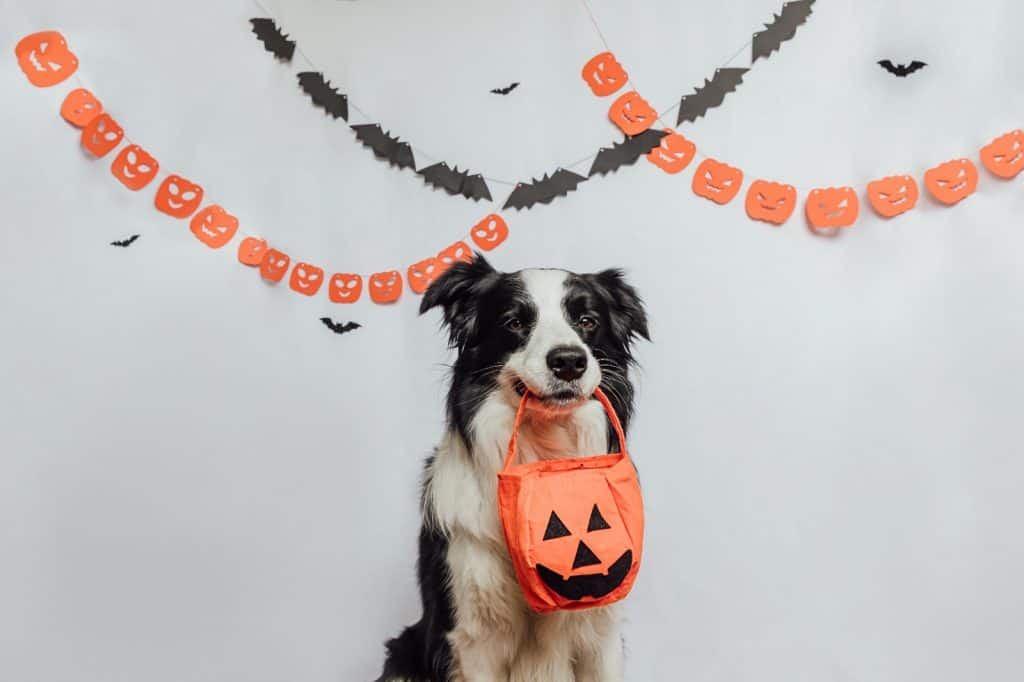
xmin=537 ymin=550 xmax=632 ymax=601
xmin=513 ymin=379 xmax=584 ymax=406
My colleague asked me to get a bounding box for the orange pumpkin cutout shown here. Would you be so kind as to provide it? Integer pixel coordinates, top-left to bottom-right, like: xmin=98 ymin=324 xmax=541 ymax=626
xmin=806 ymin=187 xmax=859 ymax=228
xmin=581 ymin=52 xmax=628 ymax=97
xmin=110 ymin=144 xmax=159 ymax=191
xmin=15 ymin=31 xmax=79 ymax=87
xmin=692 ymin=158 xmax=744 ymax=205
xmin=745 ymin=180 xmax=797 ymax=225
xmin=646 ymin=129 xmax=696 ymax=174
xmin=155 ymin=175 xmax=204 ymax=218
xmin=408 ymin=257 xmax=443 ymax=295
xmin=190 ymin=205 xmax=238 ymax=249
xmin=866 ymin=175 xmax=918 ymax=218
xmin=329 ymin=273 xmax=363 ymax=304
xmin=260 ymin=249 xmax=290 ymax=283
xmin=289 ymin=262 xmax=324 ymax=296
xmin=924 ymin=158 xmax=978 ymax=205
xmin=237 ymin=237 xmax=268 ymax=265
xmin=470 ymin=214 xmax=509 ymax=251
xmin=437 ymin=240 xmax=473 ymax=268
xmin=369 ymin=270 xmax=403 ymax=304
xmin=81 ymin=114 xmax=124 ymax=158
xmin=60 ymin=88 xmax=102 ymax=128
xmin=980 ymin=130 xmax=1024 ymax=179
xmin=498 ymin=388 xmax=643 ymax=614
xmin=608 ymin=91 xmax=657 ymax=136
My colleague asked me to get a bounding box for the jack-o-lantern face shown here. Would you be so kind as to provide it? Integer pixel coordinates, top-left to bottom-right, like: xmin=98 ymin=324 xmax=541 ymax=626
xmin=189 ymin=205 xmax=238 ymax=249
xmin=745 ymin=180 xmax=797 ymax=225
xmin=646 ymin=129 xmax=696 ymax=174
xmin=692 ymin=158 xmax=743 ymax=204
xmin=237 ymin=237 xmax=268 ymax=265
xmin=407 ymin=257 xmax=443 ymax=295
xmin=15 ymin=31 xmax=79 ymax=87
xmin=155 ymin=175 xmax=204 ymax=218
xmin=110 ymin=144 xmax=159 ymax=191
xmin=806 ymin=186 xmax=859 ymax=228
xmin=608 ymin=91 xmax=657 ymax=136
xmin=289 ymin=262 xmax=324 ymax=296
xmin=470 ymin=214 xmax=509 ymax=251
xmin=980 ymin=130 xmax=1024 ymax=179
xmin=924 ymin=159 xmax=978 ymax=205
xmin=369 ymin=270 xmax=403 ymax=304
xmin=81 ymin=114 xmax=124 ymax=158
xmin=60 ymin=88 xmax=102 ymax=128
xmin=437 ymin=241 xmax=473 ymax=268
xmin=581 ymin=51 xmax=628 ymax=97
xmin=329 ymin=273 xmax=363 ymax=303
xmin=866 ymin=175 xmax=918 ymax=218
xmin=260 ymin=248 xmax=291 ymax=283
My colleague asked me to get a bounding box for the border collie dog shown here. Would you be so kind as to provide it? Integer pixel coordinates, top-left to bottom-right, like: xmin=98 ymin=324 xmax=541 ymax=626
xmin=378 ymin=255 xmax=648 ymax=682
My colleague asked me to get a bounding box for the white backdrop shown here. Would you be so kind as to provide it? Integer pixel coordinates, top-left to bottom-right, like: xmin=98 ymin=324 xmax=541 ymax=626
xmin=3 ymin=0 xmax=1024 ymax=680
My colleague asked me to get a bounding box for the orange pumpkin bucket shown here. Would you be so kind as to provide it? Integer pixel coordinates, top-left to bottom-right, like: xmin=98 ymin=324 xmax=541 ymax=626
xmin=498 ymin=388 xmax=644 ymax=614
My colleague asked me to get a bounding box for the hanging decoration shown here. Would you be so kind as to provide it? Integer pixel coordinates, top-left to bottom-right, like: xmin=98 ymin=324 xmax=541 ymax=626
xmin=297 ymin=72 xmax=349 ymax=120
xmin=589 ymin=130 xmax=668 ymax=177
xmin=877 ymin=60 xmax=927 ymax=78
xmin=979 ymin=130 xmax=1024 ymax=179
xmin=923 ymin=159 xmax=978 ymax=205
xmin=676 ymin=68 xmax=749 ymax=125
xmin=15 ymin=31 xmax=79 ymax=87
xmin=60 ymin=88 xmax=102 ymax=127
xmin=351 ymin=124 xmax=417 ymax=169
xmin=692 ymin=159 xmax=744 ymax=205
xmin=249 ymin=18 xmax=295 ymax=61
xmin=645 ymin=129 xmax=697 ymax=175
xmin=751 ymin=0 xmax=816 ymax=62
xmin=503 ymin=170 xmax=588 ymax=210
xmin=418 ymin=163 xmax=492 ymax=202
xmin=745 ymin=181 xmax=797 ymax=225
xmin=865 ymin=175 xmax=918 ymax=218
xmin=805 ymin=187 xmax=860 ymax=228
xmin=320 ymin=318 xmax=362 ymax=335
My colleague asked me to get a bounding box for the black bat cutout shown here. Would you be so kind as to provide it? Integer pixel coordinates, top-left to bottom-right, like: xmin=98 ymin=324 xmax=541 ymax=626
xmin=877 ymin=60 xmax=927 ymax=77
xmin=588 ymin=129 xmax=668 ymax=177
xmin=490 ymin=82 xmax=520 ymax=95
xmin=676 ymin=68 xmax=748 ymax=126
xmin=502 ymin=169 xmax=588 ymax=210
xmin=320 ymin=318 xmax=362 ymax=335
xmin=418 ymin=163 xmax=492 ymax=202
xmin=297 ymin=72 xmax=348 ymax=121
xmin=249 ymin=18 xmax=295 ymax=62
xmin=751 ymin=0 xmax=816 ymax=63
xmin=350 ymin=124 xmax=416 ymax=170
xmin=110 ymin=234 xmax=140 ymax=247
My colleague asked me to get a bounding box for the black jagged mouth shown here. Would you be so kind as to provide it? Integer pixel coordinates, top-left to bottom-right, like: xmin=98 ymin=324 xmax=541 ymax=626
xmin=536 ymin=550 xmax=632 ymax=601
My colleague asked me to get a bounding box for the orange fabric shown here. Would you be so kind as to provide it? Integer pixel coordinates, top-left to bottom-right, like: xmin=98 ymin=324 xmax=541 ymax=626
xmin=646 ymin=129 xmax=696 ymax=174
xmin=111 ymin=144 xmax=159 ymax=191
xmin=745 ymin=180 xmax=797 ymax=224
xmin=329 ymin=273 xmax=363 ymax=303
xmin=470 ymin=214 xmax=509 ymax=251
xmin=581 ymin=52 xmax=628 ymax=97
xmin=15 ymin=31 xmax=78 ymax=87
xmin=692 ymin=158 xmax=743 ymax=204
xmin=924 ymin=159 xmax=978 ymax=205
xmin=866 ymin=175 xmax=918 ymax=218
xmin=608 ymin=91 xmax=656 ymax=136
xmin=60 ymin=88 xmax=102 ymax=128
xmin=805 ymin=186 xmax=859 ymax=227
xmin=980 ymin=130 xmax=1024 ymax=179
xmin=498 ymin=388 xmax=644 ymax=614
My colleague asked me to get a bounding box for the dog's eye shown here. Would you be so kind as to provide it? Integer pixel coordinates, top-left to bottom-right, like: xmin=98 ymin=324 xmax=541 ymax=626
xmin=578 ymin=315 xmax=598 ymax=331
xmin=505 ymin=317 xmax=523 ymax=331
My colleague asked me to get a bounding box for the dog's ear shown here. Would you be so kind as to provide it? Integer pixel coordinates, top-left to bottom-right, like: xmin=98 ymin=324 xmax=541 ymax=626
xmin=420 ymin=254 xmax=498 ymax=351
xmin=591 ymin=268 xmax=650 ymax=345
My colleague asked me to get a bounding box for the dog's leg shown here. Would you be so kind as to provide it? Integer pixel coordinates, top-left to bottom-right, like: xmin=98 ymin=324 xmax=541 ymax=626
xmin=510 ymin=612 xmax=575 ymax=682
xmin=572 ymin=607 xmax=625 ymax=682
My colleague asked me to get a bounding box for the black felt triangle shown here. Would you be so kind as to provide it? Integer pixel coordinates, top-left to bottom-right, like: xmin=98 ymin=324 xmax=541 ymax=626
xmin=587 ymin=504 xmax=611 ymax=532
xmin=543 ymin=511 xmax=571 ymax=540
xmin=572 ymin=541 xmax=602 ymax=569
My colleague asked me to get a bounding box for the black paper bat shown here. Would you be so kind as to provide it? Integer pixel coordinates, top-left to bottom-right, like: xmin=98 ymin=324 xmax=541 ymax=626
xmin=297 ymin=72 xmax=348 ymax=121
xmin=502 ymin=169 xmax=588 ymax=210
xmin=320 ymin=317 xmax=362 ymax=335
xmin=676 ymin=68 xmax=748 ymax=125
xmin=877 ymin=60 xmax=927 ymax=77
xmin=751 ymin=0 xmax=815 ymax=63
xmin=249 ymin=18 xmax=295 ymax=62
xmin=418 ymin=163 xmax=492 ymax=201
xmin=490 ymin=82 xmax=520 ymax=95
xmin=588 ymin=129 xmax=669 ymax=177
xmin=350 ymin=124 xmax=416 ymax=170
xmin=110 ymin=234 xmax=139 ymax=247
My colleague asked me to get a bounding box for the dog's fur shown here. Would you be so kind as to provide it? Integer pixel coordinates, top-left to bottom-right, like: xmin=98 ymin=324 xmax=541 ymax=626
xmin=377 ymin=256 xmax=648 ymax=682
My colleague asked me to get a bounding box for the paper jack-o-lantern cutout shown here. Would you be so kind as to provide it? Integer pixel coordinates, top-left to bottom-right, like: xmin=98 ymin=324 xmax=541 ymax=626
xmin=646 ymin=129 xmax=696 ymax=174
xmin=81 ymin=114 xmax=124 ymax=158
xmin=408 ymin=257 xmax=443 ymax=295
xmin=980 ymin=130 xmax=1024 ymax=179
xmin=15 ymin=31 xmax=79 ymax=87
xmin=745 ymin=180 xmax=797 ymax=225
xmin=437 ymin=240 xmax=473 ymax=267
xmin=110 ymin=144 xmax=159 ymax=191
xmin=866 ymin=175 xmax=918 ymax=218
xmin=155 ymin=175 xmax=204 ymax=218
xmin=329 ymin=273 xmax=363 ymax=304
xmin=60 ymin=88 xmax=102 ymax=128
xmin=289 ymin=262 xmax=324 ymax=296
xmin=470 ymin=214 xmax=509 ymax=251
xmin=190 ymin=205 xmax=239 ymax=249
xmin=238 ymin=237 xmax=268 ymax=265
xmin=924 ymin=158 xmax=978 ymax=205
xmin=260 ymin=248 xmax=291 ymax=283
xmin=806 ymin=187 xmax=859 ymax=228
xmin=692 ymin=158 xmax=743 ymax=205
xmin=369 ymin=270 xmax=403 ymax=304
xmin=608 ymin=91 xmax=657 ymax=136
xmin=581 ymin=52 xmax=628 ymax=97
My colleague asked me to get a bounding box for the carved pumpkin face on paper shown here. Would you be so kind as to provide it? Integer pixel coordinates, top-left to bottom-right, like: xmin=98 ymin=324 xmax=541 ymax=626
xmin=924 ymin=158 xmax=978 ymax=205
xmin=866 ymin=175 xmax=918 ymax=218
xmin=581 ymin=51 xmax=628 ymax=97
xmin=646 ymin=129 xmax=696 ymax=174
xmin=745 ymin=180 xmax=797 ymax=225
xmin=81 ymin=114 xmax=124 ymax=158
xmin=407 ymin=257 xmax=442 ymax=295
xmin=289 ymin=262 xmax=324 ymax=296
xmin=189 ymin=205 xmax=239 ymax=249
xmin=155 ymin=175 xmax=204 ymax=218
xmin=470 ymin=214 xmax=509 ymax=251
xmin=329 ymin=273 xmax=363 ymax=303
xmin=237 ymin=237 xmax=268 ymax=266
xmin=437 ymin=241 xmax=473 ymax=268
xmin=608 ymin=91 xmax=657 ymax=136
xmin=692 ymin=158 xmax=743 ymax=205
xmin=15 ymin=31 xmax=78 ymax=87
xmin=805 ymin=187 xmax=859 ymax=228
xmin=369 ymin=270 xmax=403 ymax=304
xmin=60 ymin=88 xmax=102 ymax=128
xmin=110 ymin=144 xmax=159 ymax=191
xmin=260 ymin=248 xmax=291 ymax=283
xmin=980 ymin=130 xmax=1024 ymax=179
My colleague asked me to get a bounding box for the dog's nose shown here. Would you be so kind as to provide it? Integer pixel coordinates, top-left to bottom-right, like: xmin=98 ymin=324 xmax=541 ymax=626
xmin=546 ymin=346 xmax=587 ymax=381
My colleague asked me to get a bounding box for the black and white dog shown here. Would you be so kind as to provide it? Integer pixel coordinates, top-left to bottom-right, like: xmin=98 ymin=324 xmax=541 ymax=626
xmin=377 ymin=255 xmax=649 ymax=682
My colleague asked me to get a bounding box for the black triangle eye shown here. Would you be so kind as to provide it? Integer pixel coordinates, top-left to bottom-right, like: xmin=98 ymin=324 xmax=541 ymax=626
xmin=587 ymin=504 xmax=611 ymax=532
xmin=543 ymin=511 xmax=571 ymax=540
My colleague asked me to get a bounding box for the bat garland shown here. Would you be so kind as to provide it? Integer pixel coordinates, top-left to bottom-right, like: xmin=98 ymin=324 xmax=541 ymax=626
xmin=320 ymin=318 xmax=362 ymax=335
xmin=877 ymin=60 xmax=927 ymax=77
xmin=589 ymin=130 xmax=669 ymax=177
xmin=418 ymin=163 xmax=492 ymax=202
xmin=490 ymin=82 xmax=520 ymax=95
xmin=249 ymin=18 xmax=295 ymax=62
xmin=351 ymin=124 xmax=416 ymax=170
xmin=751 ymin=0 xmax=816 ymax=63
xmin=297 ymin=72 xmax=348 ymax=120
xmin=676 ymin=69 xmax=748 ymax=125
xmin=110 ymin=234 xmax=140 ymax=247
xmin=503 ymin=169 xmax=588 ymax=210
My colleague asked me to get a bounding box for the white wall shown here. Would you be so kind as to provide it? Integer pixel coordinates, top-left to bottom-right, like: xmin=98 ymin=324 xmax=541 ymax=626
xmin=2 ymin=0 xmax=1023 ymax=680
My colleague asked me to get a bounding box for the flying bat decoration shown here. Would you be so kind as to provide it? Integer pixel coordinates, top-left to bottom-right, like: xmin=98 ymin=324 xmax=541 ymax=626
xmin=110 ymin=234 xmax=140 ymax=247
xmin=249 ymin=18 xmax=295 ymax=62
xmin=297 ymin=72 xmax=348 ymax=121
xmin=350 ymin=124 xmax=416 ymax=170
xmin=320 ymin=317 xmax=362 ymax=335
xmin=490 ymin=82 xmax=520 ymax=95
xmin=418 ymin=163 xmax=492 ymax=202
xmin=502 ymin=169 xmax=588 ymax=210
xmin=877 ymin=60 xmax=927 ymax=77
xmin=588 ymin=129 xmax=669 ymax=177
xmin=676 ymin=68 xmax=748 ymax=125
xmin=751 ymin=0 xmax=815 ymax=63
